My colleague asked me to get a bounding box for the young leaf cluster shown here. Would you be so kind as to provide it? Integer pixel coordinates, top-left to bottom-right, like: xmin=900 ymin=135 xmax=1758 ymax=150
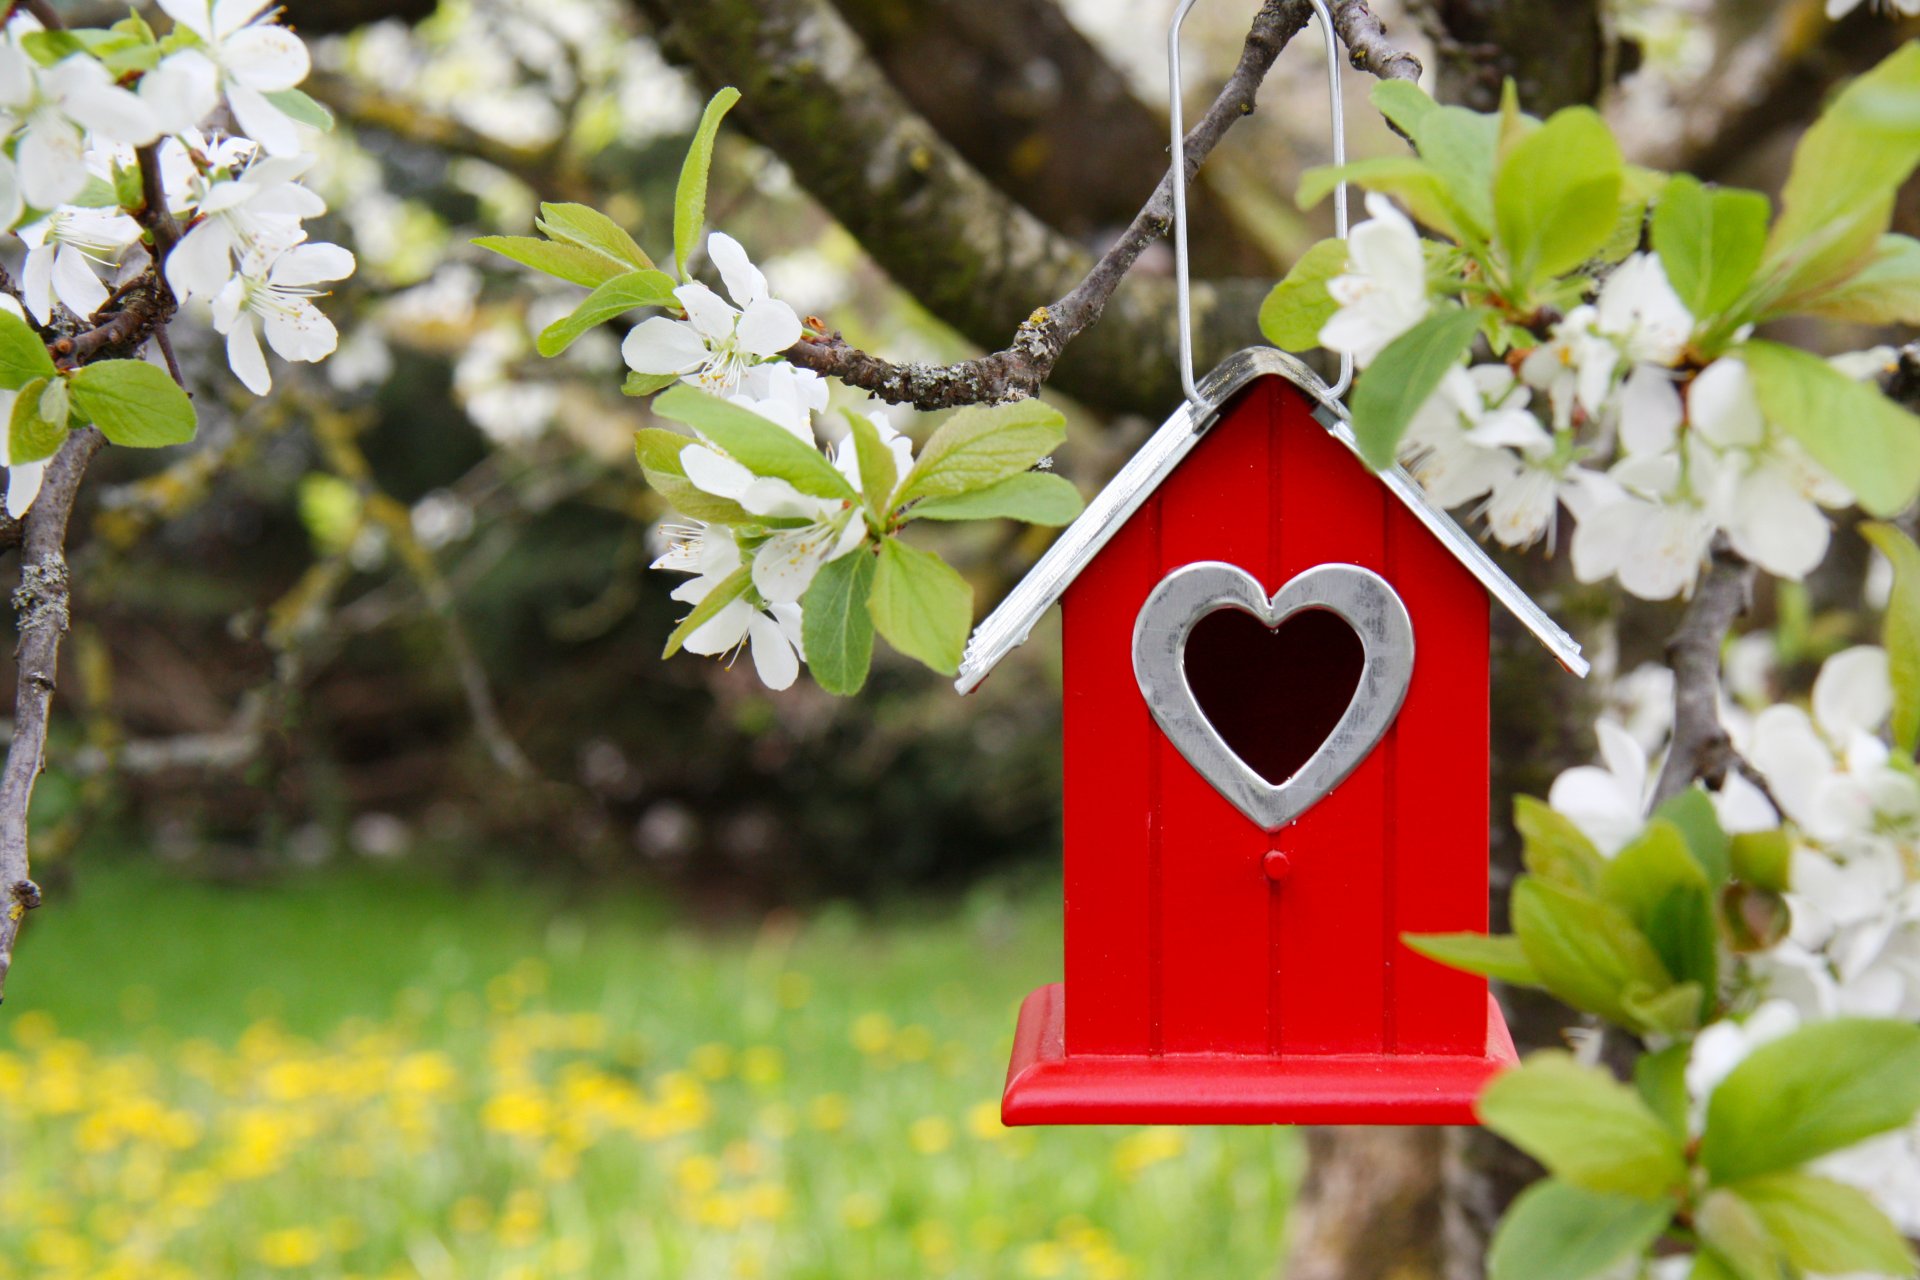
xmin=0 ymin=312 xmax=194 ymax=459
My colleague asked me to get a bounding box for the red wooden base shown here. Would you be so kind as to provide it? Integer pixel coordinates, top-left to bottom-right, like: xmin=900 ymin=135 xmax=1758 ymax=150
xmin=1000 ymin=983 xmax=1517 ymax=1126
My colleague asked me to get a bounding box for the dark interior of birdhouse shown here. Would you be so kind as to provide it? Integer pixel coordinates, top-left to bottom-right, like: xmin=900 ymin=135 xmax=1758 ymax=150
xmin=1183 ymin=606 xmax=1366 ymax=785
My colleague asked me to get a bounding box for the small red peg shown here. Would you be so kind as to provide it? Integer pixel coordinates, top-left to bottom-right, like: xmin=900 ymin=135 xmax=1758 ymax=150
xmin=1262 ymin=850 xmax=1292 ymax=882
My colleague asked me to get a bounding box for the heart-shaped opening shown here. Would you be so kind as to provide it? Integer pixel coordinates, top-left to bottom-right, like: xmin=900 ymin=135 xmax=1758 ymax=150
xmin=1182 ymin=606 xmax=1365 ymax=786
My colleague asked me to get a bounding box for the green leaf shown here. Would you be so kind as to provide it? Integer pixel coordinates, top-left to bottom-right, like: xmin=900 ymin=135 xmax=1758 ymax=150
xmin=623 ymin=371 xmax=682 ymax=397
xmin=472 ymin=235 xmax=631 ymax=289
xmin=867 ymin=537 xmax=972 ymax=676
xmin=674 ymin=87 xmax=742 ymax=279
xmin=261 ymin=87 xmax=334 ymax=132
xmin=1350 ymin=308 xmax=1484 ymax=470
xmin=1635 ymin=1044 xmax=1691 ymax=1141
xmin=1512 ymin=878 xmax=1673 ymax=1030
xmin=845 ymin=410 xmax=898 ymax=517
xmin=1703 ymin=1018 xmax=1920 ymax=1184
xmin=1371 ymin=79 xmax=1438 ymax=139
xmin=1516 ymin=795 xmax=1606 ymax=892
xmin=1402 ymin=932 xmax=1540 ymax=986
xmin=68 ymin=360 xmax=195 ymax=448
xmin=535 ymin=269 xmax=680 ymax=357
xmin=1697 ymin=1190 xmax=1790 ymax=1280
xmin=1651 ymin=175 xmax=1770 ymax=319
xmin=1765 ymin=43 xmax=1920 ymax=306
xmin=1745 ymin=340 xmax=1920 ymax=518
xmin=1487 ymin=1179 xmax=1674 ymax=1280
xmin=1862 ymin=521 xmax=1920 ymax=754
xmin=634 ymin=428 xmax=693 ymax=475
xmin=896 ymin=400 xmax=1066 ymax=504
xmin=1800 ymin=234 xmax=1920 ymax=324
xmin=907 ymin=472 xmax=1083 ymax=526
xmin=1300 ymin=156 xmax=1470 ymax=243
xmin=1599 ymin=820 xmax=1717 ymax=1003
xmin=1729 ymin=830 xmax=1793 ymax=894
xmin=634 ymin=428 xmax=755 ymax=523
xmin=1493 ymin=106 xmax=1624 ymax=289
xmin=640 ymin=469 xmax=755 ymax=526
xmin=662 ymin=563 xmax=750 ymax=659
xmin=1737 ymin=1172 xmax=1916 ymax=1276
xmin=1415 ymin=106 xmax=1500 ymax=238
xmin=1654 ymin=786 xmax=1732 ymax=886
xmin=1621 ymin=980 xmax=1707 ymax=1038
xmin=1259 ymin=239 xmax=1349 ymax=350
xmin=8 ymin=377 xmax=65 ymax=465
xmin=0 ymin=311 xmax=55 ymax=391
xmin=801 ymin=549 xmax=878 ymax=696
xmin=536 ymin=202 xmax=653 ymax=273
xmin=654 ymin=385 xmax=855 ymax=502
xmin=1479 ymin=1051 xmax=1689 ymax=1197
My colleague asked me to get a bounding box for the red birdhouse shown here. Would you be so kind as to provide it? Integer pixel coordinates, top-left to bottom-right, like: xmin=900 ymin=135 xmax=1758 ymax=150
xmin=955 ymin=349 xmax=1589 ymax=1127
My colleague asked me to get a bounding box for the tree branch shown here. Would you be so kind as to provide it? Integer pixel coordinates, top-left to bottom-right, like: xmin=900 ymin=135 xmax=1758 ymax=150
xmin=1651 ymin=541 xmax=1756 ymax=809
xmin=0 ymin=426 xmax=104 ymax=1000
xmin=638 ymin=0 xmax=1417 ymax=413
xmin=0 ymin=134 xmax=188 ymax=997
xmin=782 ymin=0 xmax=1420 ymax=409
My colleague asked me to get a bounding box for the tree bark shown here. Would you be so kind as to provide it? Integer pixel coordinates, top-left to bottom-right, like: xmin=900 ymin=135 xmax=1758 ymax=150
xmin=1285 ymin=1128 xmax=1447 ymax=1280
xmin=1422 ymin=0 xmax=1607 ymax=113
xmin=828 ymin=0 xmax=1271 ymax=274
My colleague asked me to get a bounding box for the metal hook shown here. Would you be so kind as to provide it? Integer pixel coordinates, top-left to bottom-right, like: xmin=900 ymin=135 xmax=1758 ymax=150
xmin=1169 ymin=0 xmax=1351 ymax=410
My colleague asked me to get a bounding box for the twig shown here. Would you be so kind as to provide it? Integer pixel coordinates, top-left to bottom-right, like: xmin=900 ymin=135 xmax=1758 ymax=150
xmin=785 ymin=0 xmax=1421 ymax=410
xmin=1651 ymin=540 xmax=1756 ymax=808
xmin=0 ymin=427 xmax=104 ymax=1000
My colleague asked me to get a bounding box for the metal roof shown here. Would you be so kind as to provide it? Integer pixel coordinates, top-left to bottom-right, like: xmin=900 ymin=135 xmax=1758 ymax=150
xmin=953 ymin=347 xmax=1590 ymax=695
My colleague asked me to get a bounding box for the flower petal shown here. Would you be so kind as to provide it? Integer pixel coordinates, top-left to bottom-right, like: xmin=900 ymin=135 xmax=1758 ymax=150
xmin=1690 ymin=358 xmax=1764 ymax=448
xmin=1813 ymin=646 xmax=1892 ymax=742
xmin=745 ymin=611 xmax=801 ymax=690
xmin=224 ymin=24 xmax=310 ymax=92
xmin=50 ymin=243 xmax=108 ymax=321
xmin=5 ymin=460 xmax=45 ymax=520
xmin=707 ymin=231 xmax=766 ymax=308
xmin=225 ymin=315 xmax=272 ymax=395
xmin=678 ymin=444 xmax=755 ymax=501
xmin=752 ymin=525 xmax=837 ymax=603
xmin=735 ymin=298 xmax=800 ymax=359
xmin=620 ymin=317 xmax=706 ymax=376
xmin=226 ymin=83 xmax=304 ymax=156
xmin=1617 ymin=364 xmax=1683 ymax=455
xmin=682 ymin=597 xmax=752 ymax=656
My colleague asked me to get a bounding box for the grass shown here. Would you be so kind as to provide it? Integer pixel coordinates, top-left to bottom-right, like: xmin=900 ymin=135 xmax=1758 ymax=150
xmin=0 ymin=860 xmax=1299 ymax=1279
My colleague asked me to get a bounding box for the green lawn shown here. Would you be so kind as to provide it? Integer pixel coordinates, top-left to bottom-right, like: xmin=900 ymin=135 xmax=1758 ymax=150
xmin=0 ymin=861 xmax=1298 ymax=1279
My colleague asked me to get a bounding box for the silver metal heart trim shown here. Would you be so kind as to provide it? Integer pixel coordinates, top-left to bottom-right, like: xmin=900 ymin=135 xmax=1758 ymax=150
xmin=1131 ymin=562 xmax=1414 ymax=832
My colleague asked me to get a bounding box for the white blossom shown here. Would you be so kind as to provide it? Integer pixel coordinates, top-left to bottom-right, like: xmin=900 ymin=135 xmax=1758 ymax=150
xmin=166 ymin=151 xmax=324 ymax=303
xmin=1318 ymin=194 xmax=1429 ymax=367
xmin=1548 ymin=719 xmax=1653 ymax=855
xmin=17 ymin=207 xmax=142 ymax=325
xmin=0 ymin=43 xmax=158 ymax=208
xmin=622 ymin=232 xmax=800 ymax=395
xmin=156 ymin=0 xmax=314 ymax=155
xmin=656 ymin=526 xmax=806 ymax=691
xmin=211 ymin=241 xmax=355 ymax=395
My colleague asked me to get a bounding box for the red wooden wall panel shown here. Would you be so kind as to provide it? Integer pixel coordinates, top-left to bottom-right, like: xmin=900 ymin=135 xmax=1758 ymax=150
xmin=1387 ymin=505 xmax=1492 ymax=1054
xmin=1152 ymin=382 xmax=1274 ymax=1054
xmin=1062 ymin=499 xmax=1159 ymax=1055
xmin=1059 ymin=375 xmax=1491 ymax=1063
xmin=1270 ymin=383 xmax=1392 ymax=1055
